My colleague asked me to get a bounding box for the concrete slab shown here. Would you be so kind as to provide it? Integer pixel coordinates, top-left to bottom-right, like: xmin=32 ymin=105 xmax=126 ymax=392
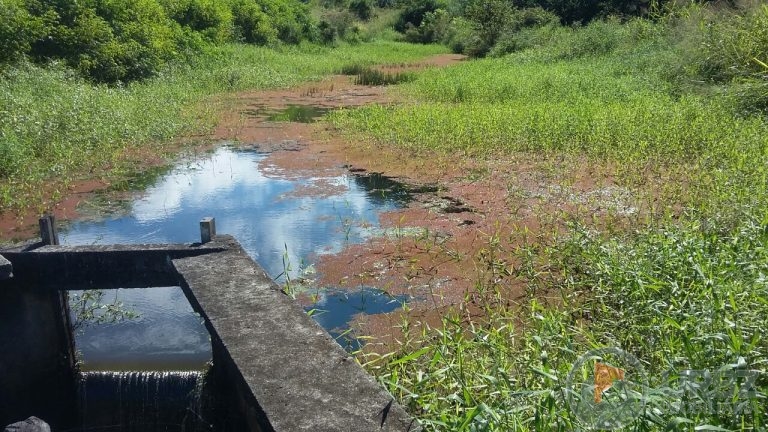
xmin=173 ymin=235 xmax=419 ymax=432
xmin=0 ymin=242 xmax=225 ymax=290
xmin=0 ymin=254 xmax=11 ymax=280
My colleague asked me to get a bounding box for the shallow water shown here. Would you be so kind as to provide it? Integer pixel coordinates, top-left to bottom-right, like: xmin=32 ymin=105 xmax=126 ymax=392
xmin=62 ymin=146 xmax=410 ymax=370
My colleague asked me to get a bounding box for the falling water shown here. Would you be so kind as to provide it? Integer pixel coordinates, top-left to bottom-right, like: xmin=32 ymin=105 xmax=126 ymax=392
xmin=78 ymin=371 xmax=210 ymax=432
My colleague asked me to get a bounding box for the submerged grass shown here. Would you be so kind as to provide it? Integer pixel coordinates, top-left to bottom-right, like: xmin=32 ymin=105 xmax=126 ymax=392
xmin=331 ymin=11 xmax=768 ymax=432
xmin=0 ymin=41 xmax=448 ymax=215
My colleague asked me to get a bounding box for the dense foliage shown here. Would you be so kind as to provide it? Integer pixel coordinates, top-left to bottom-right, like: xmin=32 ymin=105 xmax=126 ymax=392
xmin=0 ymin=0 xmax=315 ymax=82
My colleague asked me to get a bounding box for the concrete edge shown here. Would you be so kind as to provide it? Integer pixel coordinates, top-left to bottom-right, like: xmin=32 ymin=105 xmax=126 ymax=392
xmin=172 ymin=237 xmax=420 ymax=432
xmin=0 ymin=254 xmax=11 ymax=280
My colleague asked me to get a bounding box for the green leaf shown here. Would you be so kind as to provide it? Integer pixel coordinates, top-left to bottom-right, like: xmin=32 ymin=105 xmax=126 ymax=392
xmin=389 ymin=346 xmax=432 ymax=366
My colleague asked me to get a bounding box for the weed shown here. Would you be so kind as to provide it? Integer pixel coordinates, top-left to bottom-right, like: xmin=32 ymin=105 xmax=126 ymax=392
xmin=354 ymin=67 xmax=415 ymax=86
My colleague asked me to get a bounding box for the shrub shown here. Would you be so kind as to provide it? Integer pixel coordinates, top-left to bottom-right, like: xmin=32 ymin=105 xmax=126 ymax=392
xmin=317 ymin=10 xmax=357 ymax=44
xmin=90 ymin=0 xmax=184 ymax=81
xmin=488 ymin=7 xmax=560 ymax=56
xmin=443 ymin=16 xmax=474 ymax=54
xmin=0 ymin=0 xmax=45 ymax=63
xmin=394 ymin=0 xmax=445 ymax=32
xmin=258 ymin=0 xmax=315 ymax=44
xmin=4 ymin=0 xmax=191 ymax=82
xmin=554 ymin=16 xmax=627 ymax=59
xmin=162 ymin=0 xmax=234 ymax=43
xmin=317 ymin=20 xmax=338 ymax=44
xmin=231 ymin=0 xmax=278 ymax=44
xmin=665 ymin=2 xmax=768 ymax=113
xmin=349 ymin=0 xmax=373 ymax=20
xmin=403 ymin=8 xmax=451 ymax=43
xmin=463 ymin=0 xmax=513 ymax=56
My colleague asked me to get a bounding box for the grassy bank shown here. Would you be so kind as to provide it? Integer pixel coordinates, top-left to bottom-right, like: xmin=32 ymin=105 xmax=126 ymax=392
xmin=330 ymin=7 xmax=768 ymax=432
xmin=0 ymin=41 xmax=447 ymax=215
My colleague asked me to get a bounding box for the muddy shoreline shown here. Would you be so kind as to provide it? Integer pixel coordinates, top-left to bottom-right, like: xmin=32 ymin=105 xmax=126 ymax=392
xmin=1 ymin=53 xmax=631 ymax=348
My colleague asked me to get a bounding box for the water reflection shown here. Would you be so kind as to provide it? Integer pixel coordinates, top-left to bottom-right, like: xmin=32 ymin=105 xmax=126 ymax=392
xmin=308 ymin=288 xmax=409 ymax=351
xmin=61 ymin=146 xmax=411 ymax=369
xmin=72 ymin=287 xmax=210 ymax=371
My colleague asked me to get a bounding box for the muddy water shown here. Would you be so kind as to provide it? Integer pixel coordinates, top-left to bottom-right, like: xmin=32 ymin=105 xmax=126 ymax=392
xmin=62 ymin=146 xmax=412 ymax=370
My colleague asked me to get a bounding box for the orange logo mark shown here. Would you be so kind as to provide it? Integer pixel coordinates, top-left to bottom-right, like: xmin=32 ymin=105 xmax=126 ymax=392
xmin=594 ymin=362 xmax=625 ymax=403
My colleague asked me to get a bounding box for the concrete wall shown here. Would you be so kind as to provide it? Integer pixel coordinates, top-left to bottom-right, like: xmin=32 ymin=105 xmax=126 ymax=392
xmin=0 ymin=236 xmax=419 ymax=431
xmin=0 ymin=268 xmax=77 ymax=428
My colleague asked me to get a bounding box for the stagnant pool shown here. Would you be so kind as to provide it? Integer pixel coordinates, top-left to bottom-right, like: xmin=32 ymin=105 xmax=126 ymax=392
xmin=61 ymin=146 xmax=411 ymax=370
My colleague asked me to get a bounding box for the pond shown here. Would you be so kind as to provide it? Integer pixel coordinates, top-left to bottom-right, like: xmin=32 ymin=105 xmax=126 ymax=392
xmin=62 ymin=146 xmax=412 ymax=370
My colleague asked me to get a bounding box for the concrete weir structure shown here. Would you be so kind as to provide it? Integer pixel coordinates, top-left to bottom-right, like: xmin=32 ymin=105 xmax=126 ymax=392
xmin=0 ymin=218 xmax=418 ymax=431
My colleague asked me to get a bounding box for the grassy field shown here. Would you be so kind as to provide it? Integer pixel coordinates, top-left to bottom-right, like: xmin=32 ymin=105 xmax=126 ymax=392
xmin=330 ymin=11 xmax=768 ymax=432
xmin=0 ymin=40 xmax=447 ymax=215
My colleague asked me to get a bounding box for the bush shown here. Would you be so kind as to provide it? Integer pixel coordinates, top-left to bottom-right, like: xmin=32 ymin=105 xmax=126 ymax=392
xmin=231 ymin=0 xmax=278 ymax=44
xmin=555 ymin=17 xmax=627 ymax=59
xmin=162 ymin=0 xmax=233 ymax=43
xmin=349 ymin=0 xmax=373 ymax=20
xmin=443 ymin=17 xmax=474 ymax=54
xmin=394 ymin=0 xmax=445 ymax=32
xmin=317 ymin=10 xmax=357 ymax=44
xmin=91 ymin=0 xmax=184 ymax=80
xmin=403 ymin=8 xmax=451 ymax=43
xmin=488 ymin=7 xmax=560 ymax=56
xmin=0 ymin=0 xmax=45 ymax=63
xmin=665 ymin=2 xmax=768 ymax=113
xmin=463 ymin=0 xmax=513 ymax=56
xmin=257 ymin=0 xmax=315 ymax=44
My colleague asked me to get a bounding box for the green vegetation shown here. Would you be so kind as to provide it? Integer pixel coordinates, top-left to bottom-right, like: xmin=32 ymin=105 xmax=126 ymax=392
xmin=354 ymin=68 xmax=414 ymax=85
xmin=2 ymin=0 xmax=767 ymax=429
xmin=330 ymin=2 xmax=768 ymax=430
xmin=0 ymin=0 xmax=316 ymax=82
xmin=339 ymin=62 xmax=416 ymax=84
xmin=0 ymin=41 xmax=446 ymax=214
xmin=391 ymin=0 xmax=663 ymax=56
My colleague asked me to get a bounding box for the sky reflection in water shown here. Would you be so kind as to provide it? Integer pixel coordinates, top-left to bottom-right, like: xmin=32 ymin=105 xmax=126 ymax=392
xmin=62 ymin=146 xmax=409 ymax=370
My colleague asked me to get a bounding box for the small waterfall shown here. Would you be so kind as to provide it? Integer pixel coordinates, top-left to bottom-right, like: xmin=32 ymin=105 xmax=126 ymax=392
xmin=78 ymin=371 xmax=211 ymax=432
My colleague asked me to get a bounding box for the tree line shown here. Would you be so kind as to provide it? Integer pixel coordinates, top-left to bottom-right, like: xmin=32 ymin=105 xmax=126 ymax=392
xmin=0 ymin=0 xmax=316 ymax=82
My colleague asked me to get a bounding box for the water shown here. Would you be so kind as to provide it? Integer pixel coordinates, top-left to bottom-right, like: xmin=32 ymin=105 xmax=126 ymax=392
xmin=72 ymin=287 xmax=210 ymax=371
xmin=78 ymin=371 xmax=207 ymax=431
xmin=307 ymin=288 xmax=409 ymax=351
xmin=62 ymin=146 xmax=411 ymax=369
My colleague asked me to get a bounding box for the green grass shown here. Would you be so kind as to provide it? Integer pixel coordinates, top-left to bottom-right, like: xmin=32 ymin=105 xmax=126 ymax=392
xmin=330 ymin=13 xmax=768 ymax=432
xmin=354 ymin=68 xmax=415 ymax=85
xmin=329 ymin=46 xmax=768 ymax=219
xmin=0 ymin=40 xmax=448 ymax=214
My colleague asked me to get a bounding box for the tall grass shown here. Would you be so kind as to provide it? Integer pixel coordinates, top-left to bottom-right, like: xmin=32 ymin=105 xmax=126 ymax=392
xmin=332 ymin=6 xmax=768 ymax=431
xmin=0 ymin=41 xmax=448 ymax=213
xmin=364 ymin=217 xmax=768 ymax=430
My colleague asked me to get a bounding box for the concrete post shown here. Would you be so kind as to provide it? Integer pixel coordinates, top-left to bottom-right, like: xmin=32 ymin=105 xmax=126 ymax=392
xmin=39 ymin=214 xmax=59 ymax=246
xmin=200 ymin=217 xmax=216 ymax=244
